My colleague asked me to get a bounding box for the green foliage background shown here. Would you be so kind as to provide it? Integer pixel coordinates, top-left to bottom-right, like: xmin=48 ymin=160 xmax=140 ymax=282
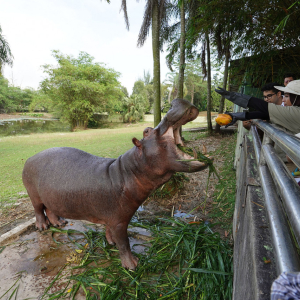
xmin=40 ymin=51 xmax=123 ymax=129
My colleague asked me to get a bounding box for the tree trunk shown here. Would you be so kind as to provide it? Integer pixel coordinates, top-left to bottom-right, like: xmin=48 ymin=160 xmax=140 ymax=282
xmin=168 ymin=88 xmax=172 ymax=103
xmin=206 ymin=32 xmax=213 ymax=135
xmin=152 ymin=0 xmax=161 ymax=127
xmin=215 ymin=45 xmax=230 ymax=133
xmin=178 ymin=1 xmax=185 ymax=99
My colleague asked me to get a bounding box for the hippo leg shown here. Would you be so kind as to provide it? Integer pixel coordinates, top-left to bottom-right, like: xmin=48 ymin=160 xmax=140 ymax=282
xmin=44 ymin=208 xmax=68 ymax=227
xmin=109 ymin=222 xmax=139 ymax=270
xmin=26 ymin=188 xmax=49 ymax=231
xmin=105 ymin=227 xmax=115 ymax=245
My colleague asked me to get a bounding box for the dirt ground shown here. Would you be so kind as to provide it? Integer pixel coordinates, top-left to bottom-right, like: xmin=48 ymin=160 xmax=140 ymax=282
xmin=0 ymin=132 xmax=233 ymax=239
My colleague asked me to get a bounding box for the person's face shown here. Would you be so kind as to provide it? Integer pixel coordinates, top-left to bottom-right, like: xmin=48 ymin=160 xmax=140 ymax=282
xmin=263 ymin=90 xmax=282 ymax=105
xmin=284 ymin=77 xmax=294 ymax=86
xmin=283 ymin=93 xmax=292 ymax=106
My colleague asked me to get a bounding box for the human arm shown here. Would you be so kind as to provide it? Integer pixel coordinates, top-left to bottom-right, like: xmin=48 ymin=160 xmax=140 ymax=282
xmin=215 ymin=87 xmax=269 ymax=117
xmin=224 ymin=110 xmax=269 ymax=128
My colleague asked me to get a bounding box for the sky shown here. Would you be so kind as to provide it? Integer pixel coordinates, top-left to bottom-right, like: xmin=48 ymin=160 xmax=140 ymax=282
xmin=0 ymin=0 xmax=170 ymax=94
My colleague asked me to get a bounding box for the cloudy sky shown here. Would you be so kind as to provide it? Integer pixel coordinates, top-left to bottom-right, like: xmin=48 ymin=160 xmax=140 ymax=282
xmin=0 ymin=0 xmax=170 ymax=94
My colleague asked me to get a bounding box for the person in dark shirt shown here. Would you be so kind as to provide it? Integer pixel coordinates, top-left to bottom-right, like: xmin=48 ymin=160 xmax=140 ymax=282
xmin=215 ymin=80 xmax=300 ymax=134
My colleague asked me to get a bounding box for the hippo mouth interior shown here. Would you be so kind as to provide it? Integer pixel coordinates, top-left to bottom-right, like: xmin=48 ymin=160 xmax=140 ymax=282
xmin=173 ymin=127 xmax=199 ymax=161
xmin=156 ymin=98 xmax=210 ymax=166
xmin=164 ymin=119 xmax=206 ymax=163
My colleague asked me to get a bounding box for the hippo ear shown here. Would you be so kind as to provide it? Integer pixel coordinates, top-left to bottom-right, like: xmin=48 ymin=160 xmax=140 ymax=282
xmin=132 ymin=137 xmax=142 ymax=148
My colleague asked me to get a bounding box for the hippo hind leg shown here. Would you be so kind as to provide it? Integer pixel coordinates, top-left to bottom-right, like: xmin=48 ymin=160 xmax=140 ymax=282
xmin=25 ymin=187 xmax=50 ymax=231
xmin=44 ymin=208 xmax=68 ymax=227
xmin=109 ymin=222 xmax=139 ymax=270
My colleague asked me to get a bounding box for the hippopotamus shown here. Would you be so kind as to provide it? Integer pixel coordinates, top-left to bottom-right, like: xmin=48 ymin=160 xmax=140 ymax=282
xmin=22 ymin=98 xmax=210 ymax=270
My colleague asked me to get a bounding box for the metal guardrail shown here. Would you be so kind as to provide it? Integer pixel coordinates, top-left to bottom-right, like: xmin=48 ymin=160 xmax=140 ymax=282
xmin=251 ymin=120 xmax=300 ymax=274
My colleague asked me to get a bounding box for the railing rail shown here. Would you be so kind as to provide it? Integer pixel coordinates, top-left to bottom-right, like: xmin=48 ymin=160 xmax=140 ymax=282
xmin=250 ymin=119 xmax=300 ymax=274
xmin=254 ymin=120 xmax=300 ymax=168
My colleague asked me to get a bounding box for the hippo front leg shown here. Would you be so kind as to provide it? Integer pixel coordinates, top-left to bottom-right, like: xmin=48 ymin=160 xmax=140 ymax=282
xmin=108 ymin=222 xmax=139 ymax=270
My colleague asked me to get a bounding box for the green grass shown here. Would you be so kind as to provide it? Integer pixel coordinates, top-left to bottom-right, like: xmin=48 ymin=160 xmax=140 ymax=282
xmin=181 ymin=131 xmax=237 ymax=230
xmin=40 ymin=219 xmax=233 ymax=299
xmin=210 ymin=133 xmax=237 ymax=230
xmin=0 ymin=123 xmax=152 ymax=205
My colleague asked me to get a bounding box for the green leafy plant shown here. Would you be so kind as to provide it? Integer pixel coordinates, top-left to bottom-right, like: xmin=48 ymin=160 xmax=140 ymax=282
xmin=41 ymin=218 xmax=233 ymax=299
xmin=122 ymin=94 xmax=147 ymax=123
xmin=40 ymin=51 xmax=122 ymax=130
xmin=150 ymin=172 xmax=189 ymax=199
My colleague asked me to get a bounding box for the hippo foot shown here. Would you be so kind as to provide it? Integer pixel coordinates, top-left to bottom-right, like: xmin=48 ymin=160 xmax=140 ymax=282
xmin=35 ymin=213 xmax=50 ymax=231
xmin=45 ymin=209 xmax=68 ymax=227
xmin=121 ymin=254 xmax=139 ymax=270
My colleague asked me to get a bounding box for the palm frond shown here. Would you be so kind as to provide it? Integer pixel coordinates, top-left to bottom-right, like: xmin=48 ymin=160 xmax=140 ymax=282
xmin=0 ymin=25 xmax=13 ymax=68
xmin=137 ymin=0 xmax=153 ymax=47
xmin=120 ymin=0 xmax=130 ymax=30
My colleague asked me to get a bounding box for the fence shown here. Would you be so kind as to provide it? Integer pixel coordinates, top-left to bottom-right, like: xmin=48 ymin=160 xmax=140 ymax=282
xmin=233 ymin=112 xmax=300 ymax=299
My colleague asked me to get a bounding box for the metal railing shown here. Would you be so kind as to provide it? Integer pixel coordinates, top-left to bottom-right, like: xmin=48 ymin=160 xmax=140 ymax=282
xmin=251 ymin=119 xmax=300 ymax=274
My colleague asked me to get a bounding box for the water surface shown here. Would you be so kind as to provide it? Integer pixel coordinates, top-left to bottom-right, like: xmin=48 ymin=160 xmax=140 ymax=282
xmin=0 ymin=119 xmax=71 ymax=136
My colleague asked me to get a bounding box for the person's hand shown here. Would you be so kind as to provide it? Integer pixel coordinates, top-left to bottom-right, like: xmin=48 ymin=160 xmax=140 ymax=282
xmin=224 ymin=112 xmax=247 ymax=128
xmin=215 ymin=87 xmax=230 ymax=97
xmin=242 ymin=120 xmax=252 ymax=130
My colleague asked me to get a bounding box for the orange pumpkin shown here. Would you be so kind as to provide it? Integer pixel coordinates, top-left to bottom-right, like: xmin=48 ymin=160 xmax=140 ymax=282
xmin=215 ymin=114 xmax=233 ymax=126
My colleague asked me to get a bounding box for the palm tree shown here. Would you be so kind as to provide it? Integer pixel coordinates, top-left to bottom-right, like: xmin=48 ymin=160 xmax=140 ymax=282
xmin=137 ymin=0 xmax=170 ymax=127
xmin=177 ymin=0 xmax=185 ymax=99
xmin=0 ymin=25 xmax=13 ymax=76
xmin=120 ymin=0 xmax=170 ymax=127
xmin=205 ymin=32 xmax=213 ymax=134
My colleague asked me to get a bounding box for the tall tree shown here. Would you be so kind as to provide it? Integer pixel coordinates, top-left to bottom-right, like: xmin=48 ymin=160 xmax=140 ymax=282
xmin=41 ymin=51 xmax=122 ymax=130
xmin=184 ymin=60 xmax=203 ymax=104
xmin=136 ymin=0 xmax=170 ymax=126
xmin=121 ymin=0 xmax=170 ymax=126
xmin=178 ymin=0 xmax=185 ymax=99
xmin=205 ymin=32 xmax=213 ymax=134
xmin=0 ymin=25 xmax=13 ymax=76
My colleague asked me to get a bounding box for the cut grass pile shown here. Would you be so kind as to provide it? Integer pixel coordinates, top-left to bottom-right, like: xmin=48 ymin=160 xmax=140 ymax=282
xmin=40 ymin=218 xmax=232 ymax=299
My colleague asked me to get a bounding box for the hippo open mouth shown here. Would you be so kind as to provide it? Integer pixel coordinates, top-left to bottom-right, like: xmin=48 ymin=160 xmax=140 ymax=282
xmin=155 ymin=98 xmax=210 ymax=171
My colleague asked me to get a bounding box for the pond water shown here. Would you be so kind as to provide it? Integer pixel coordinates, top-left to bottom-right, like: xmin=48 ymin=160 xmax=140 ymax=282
xmin=0 ymin=119 xmax=71 ymax=137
